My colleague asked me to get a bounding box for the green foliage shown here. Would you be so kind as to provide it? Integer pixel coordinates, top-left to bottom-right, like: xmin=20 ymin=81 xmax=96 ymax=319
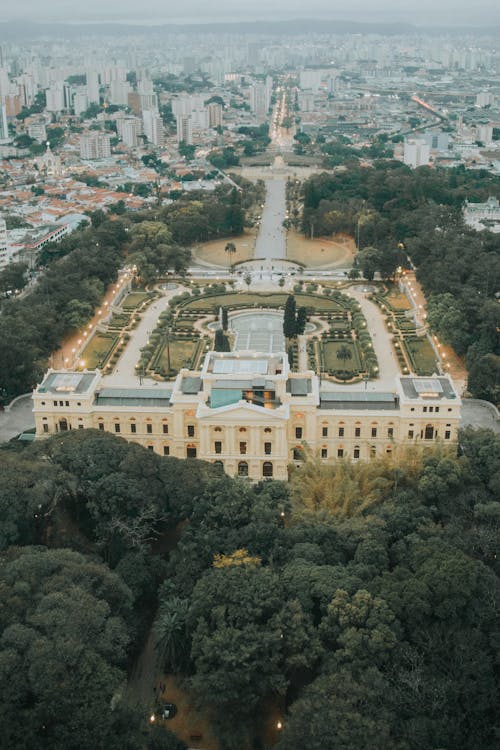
xmin=301 ymin=165 xmax=500 ymax=401
xmin=0 ymin=546 xmax=140 ymax=750
xmin=2 ymin=428 xmax=500 ymax=749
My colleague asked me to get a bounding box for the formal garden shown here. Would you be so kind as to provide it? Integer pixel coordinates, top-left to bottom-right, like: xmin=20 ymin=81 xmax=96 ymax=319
xmin=372 ymin=284 xmax=439 ymax=377
xmin=132 ymin=284 xmax=378 ymax=382
xmin=78 ymin=288 xmax=157 ymax=372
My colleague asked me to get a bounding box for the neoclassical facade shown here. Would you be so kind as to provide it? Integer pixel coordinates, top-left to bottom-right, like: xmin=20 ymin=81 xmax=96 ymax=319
xmin=33 ymin=351 xmax=461 ymax=481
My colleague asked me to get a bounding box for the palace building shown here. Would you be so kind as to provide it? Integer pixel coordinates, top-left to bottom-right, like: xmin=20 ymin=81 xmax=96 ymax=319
xmin=32 ymin=351 xmax=461 ymax=481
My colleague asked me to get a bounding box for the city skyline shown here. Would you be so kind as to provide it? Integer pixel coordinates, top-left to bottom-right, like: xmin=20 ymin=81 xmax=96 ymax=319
xmin=2 ymin=0 xmax=500 ymax=27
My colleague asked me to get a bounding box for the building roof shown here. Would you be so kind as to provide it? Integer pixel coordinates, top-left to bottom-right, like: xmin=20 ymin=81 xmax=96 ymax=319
xmin=319 ymin=391 xmax=399 ymax=411
xmin=181 ymin=376 xmax=202 ymax=394
xmin=38 ymin=371 xmax=97 ymax=394
xmin=95 ymin=388 xmax=172 ymax=407
xmin=399 ymin=376 xmax=457 ymax=400
xmin=287 ymin=378 xmax=312 ymax=396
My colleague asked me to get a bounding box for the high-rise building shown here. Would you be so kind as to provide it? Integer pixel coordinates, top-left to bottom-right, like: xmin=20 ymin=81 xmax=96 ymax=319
xmin=45 ymin=84 xmax=65 ymax=112
xmin=27 ymin=116 xmax=47 ymax=143
xmin=249 ymin=83 xmax=269 ymax=121
xmin=86 ymin=71 xmax=100 ymax=105
xmin=142 ymin=109 xmax=164 ymax=146
xmin=403 ymin=139 xmax=431 ymax=168
xmin=79 ymin=132 xmax=112 ymax=159
xmin=109 ymin=80 xmax=131 ymax=106
xmin=477 ymin=124 xmax=493 ymax=145
xmin=117 ymin=116 xmax=142 ymax=148
xmin=207 ymin=102 xmax=223 ymax=128
xmin=0 ymin=104 xmax=8 ymax=142
xmin=73 ymin=91 xmax=89 ymax=117
xmin=176 ymin=113 xmax=192 ymax=145
xmin=0 ymin=217 xmax=8 ymax=269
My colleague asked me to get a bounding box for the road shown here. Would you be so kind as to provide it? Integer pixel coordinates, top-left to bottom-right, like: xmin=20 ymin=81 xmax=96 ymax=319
xmin=253 ymin=179 xmax=287 ymax=261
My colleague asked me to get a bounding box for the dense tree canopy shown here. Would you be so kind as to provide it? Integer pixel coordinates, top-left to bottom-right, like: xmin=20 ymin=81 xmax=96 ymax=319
xmin=2 ymin=426 xmax=500 ymax=749
xmin=300 ymin=164 xmax=500 ymax=400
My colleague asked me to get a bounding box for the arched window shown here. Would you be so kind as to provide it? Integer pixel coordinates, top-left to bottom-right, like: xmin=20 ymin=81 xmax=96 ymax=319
xmin=264 ymin=427 xmax=272 ymax=433
xmin=239 ymin=427 xmax=247 ymax=432
xmin=213 ymin=460 xmax=224 ymax=473
xmin=263 ymin=462 xmax=273 ymax=478
xmin=424 ymin=424 xmax=434 ymax=440
xmin=58 ymin=418 xmax=68 ymax=432
xmin=238 ymin=461 xmax=248 ymax=477
xmin=353 ymin=445 xmax=360 ymax=459
xmin=214 ymin=426 xmax=222 ymax=432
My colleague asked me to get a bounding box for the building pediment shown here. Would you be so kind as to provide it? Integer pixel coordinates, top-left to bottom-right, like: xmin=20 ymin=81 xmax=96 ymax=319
xmin=196 ymin=400 xmax=289 ymax=422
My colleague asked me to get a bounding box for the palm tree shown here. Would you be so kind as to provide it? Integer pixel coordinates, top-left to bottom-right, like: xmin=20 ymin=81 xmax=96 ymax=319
xmin=336 ymin=344 xmax=353 ymax=362
xmin=224 ymin=241 xmax=236 ymax=269
xmin=154 ymin=597 xmax=191 ymax=674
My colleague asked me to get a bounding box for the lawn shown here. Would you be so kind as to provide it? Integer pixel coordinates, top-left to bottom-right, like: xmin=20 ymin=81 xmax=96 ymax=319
xmin=122 ymin=292 xmax=151 ymax=309
xmin=286 ymin=230 xmax=356 ymax=268
xmin=191 ymin=231 xmax=256 ymax=267
xmin=383 ymin=285 xmax=412 ymax=312
xmin=403 ymin=337 xmax=438 ymax=376
xmin=321 ymin=340 xmax=363 ymax=374
xmin=80 ymin=332 xmax=117 ymax=369
xmin=157 ymin=339 xmax=200 ymax=374
xmin=182 ymin=292 xmax=344 ymax=314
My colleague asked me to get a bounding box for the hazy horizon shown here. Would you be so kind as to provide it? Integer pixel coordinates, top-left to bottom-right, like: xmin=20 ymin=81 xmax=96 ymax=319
xmin=2 ymin=0 xmax=500 ymax=27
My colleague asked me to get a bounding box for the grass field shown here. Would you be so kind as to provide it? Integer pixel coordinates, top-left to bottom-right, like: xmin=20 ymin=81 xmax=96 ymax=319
xmin=287 ymin=231 xmax=356 ymax=268
xmin=157 ymin=339 xmax=200 ymax=373
xmin=322 ymin=340 xmax=362 ymax=374
xmin=80 ymin=333 xmax=117 ymax=369
xmin=122 ymin=292 xmax=151 ymax=309
xmin=181 ymin=292 xmax=344 ymax=314
xmin=404 ymin=337 xmax=438 ymax=376
xmin=383 ymin=286 xmax=412 ymax=311
xmin=191 ymin=231 xmax=256 ymax=267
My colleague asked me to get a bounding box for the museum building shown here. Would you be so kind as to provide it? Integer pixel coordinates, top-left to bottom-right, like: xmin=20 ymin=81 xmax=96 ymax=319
xmin=32 ymin=351 xmax=461 ymax=481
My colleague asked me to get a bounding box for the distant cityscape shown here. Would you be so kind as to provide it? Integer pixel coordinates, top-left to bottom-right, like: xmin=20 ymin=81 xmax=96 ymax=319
xmin=0 ymin=23 xmax=499 ymax=268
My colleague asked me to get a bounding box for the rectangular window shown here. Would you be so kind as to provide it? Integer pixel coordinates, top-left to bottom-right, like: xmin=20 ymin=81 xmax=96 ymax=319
xmin=388 ymin=427 xmax=394 ymax=438
xmin=130 ymin=423 xmax=137 ymax=433
xmin=295 ymin=427 xmax=303 ymax=439
xmin=445 ymin=430 xmax=451 ymax=440
xmin=65 ymin=401 xmax=69 ymax=407
xmin=355 ymin=427 xmax=361 ymax=437
xmin=163 ymin=446 xmax=170 ymax=455
xmin=187 ymin=425 xmax=195 ymax=437
xmin=371 ymin=427 xmax=377 ymax=438
xmin=353 ymin=447 xmax=360 ymax=459
xmin=98 ymin=422 xmax=104 ymax=431
xmin=53 ymin=401 xmax=57 ymax=407
xmin=146 ymin=423 xmax=153 ymax=434
xmin=59 ymin=401 xmax=63 ymax=407
xmin=78 ymin=424 xmax=84 ymax=429
xmin=187 ymin=447 xmax=197 ymax=459
xmin=435 ymin=407 xmax=440 ymax=413
xmin=239 ymin=442 xmax=247 ymax=455
xmin=321 ymin=448 xmax=328 ymax=459
xmin=408 ymin=429 xmax=414 ymax=439
xmin=162 ymin=424 xmax=169 ymax=434
xmin=322 ymin=426 xmax=328 ymax=437
xmin=264 ymin=442 xmax=272 ymax=455
xmin=423 ymin=406 xmax=427 ymax=412
xmin=215 ymin=441 xmax=222 ymax=454
xmin=114 ymin=424 xmax=120 ymax=433
xmin=43 ymin=423 xmax=49 ymax=433
xmin=337 ymin=448 xmax=344 ymax=458
xmin=338 ymin=427 xmax=344 ymax=437
xmin=429 ymin=406 xmax=434 ymax=413
xmin=147 ymin=446 xmax=154 ymax=451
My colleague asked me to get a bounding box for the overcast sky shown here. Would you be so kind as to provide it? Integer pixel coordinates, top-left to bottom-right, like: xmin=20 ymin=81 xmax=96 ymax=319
xmin=2 ymin=0 xmax=500 ymax=26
